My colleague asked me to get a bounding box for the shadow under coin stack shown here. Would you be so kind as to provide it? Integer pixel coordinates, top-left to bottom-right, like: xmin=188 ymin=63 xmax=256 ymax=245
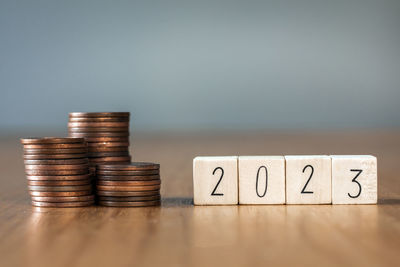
xmin=21 ymin=138 xmax=95 ymax=207
xmin=68 ymin=112 xmax=131 ymax=171
xmin=96 ymin=163 xmax=161 ymax=207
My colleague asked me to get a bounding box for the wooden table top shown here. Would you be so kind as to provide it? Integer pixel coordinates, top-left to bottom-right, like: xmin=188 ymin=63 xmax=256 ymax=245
xmin=0 ymin=130 xmax=399 ymax=267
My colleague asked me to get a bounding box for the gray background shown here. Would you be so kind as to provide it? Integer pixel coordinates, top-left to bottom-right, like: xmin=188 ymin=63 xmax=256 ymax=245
xmin=1 ymin=0 xmax=399 ymax=133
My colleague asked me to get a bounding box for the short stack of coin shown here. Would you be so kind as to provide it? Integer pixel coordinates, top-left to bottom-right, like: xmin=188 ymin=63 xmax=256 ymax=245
xmin=96 ymin=163 xmax=161 ymax=207
xmin=21 ymin=137 xmax=95 ymax=207
xmin=68 ymin=112 xmax=131 ymax=168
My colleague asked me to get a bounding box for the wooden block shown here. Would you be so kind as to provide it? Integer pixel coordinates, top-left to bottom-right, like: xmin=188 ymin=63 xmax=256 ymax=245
xmin=331 ymin=155 xmax=377 ymax=204
xmin=193 ymin=156 xmax=238 ymax=205
xmin=238 ymin=156 xmax=285 ymax=204
xmin=285 ymin=155 xmax=331 ymax=204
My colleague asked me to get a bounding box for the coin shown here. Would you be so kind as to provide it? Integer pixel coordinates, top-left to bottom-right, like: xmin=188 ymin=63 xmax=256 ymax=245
xmin=23 ymin=153 xmax=87 ymax=160
xmin=69 ymin=112 xmax=130 ymax=118
xmin=98 ymin=200 xmax=160 ymax=207
xmin=27 ymin=174 xmax=91 ymax=181
xmin=31 ymin=200 xmax=94 ymax=207
xmin=84 ymin=137 xmax=129 ymax=142
xmin=28 ymin=185 xmax=93 ymax=192
xmin=98 ymin=195 xmax=161 ymax=202
xmin=96 ymin=180 xmax=160 ymax=186
xmin=87 ymin=146 xmax=128 ymax=152
xmin=96 ymin=175 xmax=160 ymax=181
xmin=30 ymin=191 xmax=92 ymax=197
xmin=28 ymin=180 xmax=91 ymax=186
xmin=24 ymin=148 xmax=88 ymax=154
xmin=96 ymin=170 xmax=159 ymax=176
xmin=25 ymin=164 xmax=89 ymax=170
xmin=24 ymin=158 xmax=89 ymax=165
xmin=87 ymin=152 xmax=130 ymax=157
xmin=23 ymin=143 xmax=87 ymax=149
xmin=90 ymin=156 xmax=131 ymax=163
xmin=96 ymin=190 xmax=159 ymax=197
xmin=97 ymin=162 xmax=160 ymax=171
xmin=31 ymin=195 xmax=95 ymax=202
xmin=21 ymin=137 xmax=85 ymax=145
xmin=96 ymin=184 xmax=161 ymax=191
xmin=25 ymin=169 xmax=89 ymax=176
xmin=68 ymin=127 xmax=129 ymax=132
xmin=69 ymin=117 xmax=129 ymax=122
xmin=68 ymin=122 xmax=129 ymax=127
xmin=87 ymin=142 xmax=129 ymax=147
xmin=69 ymin=132 xmax=129 ymax=137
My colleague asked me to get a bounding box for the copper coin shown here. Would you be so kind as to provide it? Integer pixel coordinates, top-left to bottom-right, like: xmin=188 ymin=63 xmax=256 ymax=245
xmin=24 ymin=148 xmax=88 ymax=154
xmin=69 ymin=117 xmax=129 ymax=122
xmin=23 ymin=143 xmax=87 ymax=149
xmin=69 ymin=132 xmax=129 ymax=137
xmin=96 ymin=190 xmax=159 ymax=197
xmin=96 ymin=184 xmax=160 ymax=191
xmin=87 ymin=142 xmax=129 ymax=147
xmin=24 ymin=153 xmax=87 ymax=160
xmin=25 ymin=169 xmax=89 ymax=176
xmin=30 ymin=190 xmax=92 ymax=197
xmin=98 ymin=200 xmax=160 ymax=207
xmin=90 ymin=156 xmax=131 ymax=163
xmin=69 ymin=112 xmax=130 ymax=118
xmin=84 ymin=137 xmax=129 ymax=142
xmin=31 ymin=195 xmax=94 ymax=202
xmin=96 ymin=170 xmax=159 ymax=176
xmin=24 ymin=158 xmax=89 ymax=165
xmin=68 ymin=127 xmax=129 ymax=132
xmin=98 ymin=195 xmax=161 ymax=202
xmin=88 ymin=147 xmax=128 ymax=152
xmin=68 ymin=122 xmax=129 ymax=127
xmin=88 ymin=152 xmax=130 ymax=158
xmin=96 ymin=180 xmax=160 ymax=186
xmin=21 ymin=137 xmax=85 ymax=145
xmin=97 ymin=162 xmax=160 ymax=171
xmin=28 ymin=185 xmax=93 ymax=192
xmin=31 ymin=200 xmax=94 ymax=207
xmin=28 ymin=180 xmax=91 ymax=186
xmin=27 ymin=174 xmax=91 ymax=181
xmin=97 ymin=175 xmax=160 ymax=181
xmin=25 ymin=163 xmax=89 ymax=170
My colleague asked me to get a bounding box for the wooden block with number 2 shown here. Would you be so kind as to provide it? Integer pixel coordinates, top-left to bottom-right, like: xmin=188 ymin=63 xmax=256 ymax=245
xmin=193 ymin=156 xmax=238 ymax=205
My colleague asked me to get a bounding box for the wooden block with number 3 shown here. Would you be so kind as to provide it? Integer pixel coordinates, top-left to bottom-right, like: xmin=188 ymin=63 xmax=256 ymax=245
xmin=193 ymin=156 xmax=238 ymax=205
xmin=285 ymin=155 xmax=332 ymax=204
xmin=331 ymin=155 xmax=377 ymax=204
xmin=238 ymin=156 xmax=285 ymax=204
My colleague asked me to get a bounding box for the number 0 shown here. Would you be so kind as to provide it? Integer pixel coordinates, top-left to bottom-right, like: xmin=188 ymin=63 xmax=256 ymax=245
xmin=255 ymin=166 xmax=268 ymax=198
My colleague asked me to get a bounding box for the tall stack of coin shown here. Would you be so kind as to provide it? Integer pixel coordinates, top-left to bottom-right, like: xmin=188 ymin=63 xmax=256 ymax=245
xmin=96 ymin=163 xmax=161 ymax=207
xmin=21 ymin=137 xmax=94 ymax=207
xmin=68 ymin=112 xmax=131 ymax=169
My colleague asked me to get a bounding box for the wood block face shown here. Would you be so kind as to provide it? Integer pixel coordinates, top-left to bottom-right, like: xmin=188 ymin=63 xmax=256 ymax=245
xmin=238 ymin=156 xmax=285 ymax=204
xmin=285 ymin=156 xmax=331 ymax=204
xmin=331 ymin=155 xmax=377 ymax=204
xmin=193 ymin=156 xmax=238 ymax=205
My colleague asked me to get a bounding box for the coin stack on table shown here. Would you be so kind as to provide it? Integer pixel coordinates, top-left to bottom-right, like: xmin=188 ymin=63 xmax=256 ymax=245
xmin=21 ymin=137 xmax=95 ymax=207
xmin=96 ymin=163 xmax=161 ymax=207
xmin=68 ymin=112 xmax=131 ymax=170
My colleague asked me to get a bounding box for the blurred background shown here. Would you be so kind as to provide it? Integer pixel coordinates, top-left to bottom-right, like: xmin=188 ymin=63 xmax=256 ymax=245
xmin=0 ymin=0 xmax=399 ymax=134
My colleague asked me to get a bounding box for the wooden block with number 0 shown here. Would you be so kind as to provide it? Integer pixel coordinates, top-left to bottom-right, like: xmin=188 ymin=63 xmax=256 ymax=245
xmin=331 ymin=155 xmax=377 ymax=204
xmin=193 ymin=156 xmax=238 ymax=205
xmin=238 ymin=156 xmax=285 ymax=204
xmin=285 ymin=155 xmax=331 ymax=204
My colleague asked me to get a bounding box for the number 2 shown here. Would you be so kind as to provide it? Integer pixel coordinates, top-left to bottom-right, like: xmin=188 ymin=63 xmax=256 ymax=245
xmin=348 ymin=169 xmax=362 ymax=198
xmin=211 ymin=167 xmax=224 ymax=196
xmin=301 ymin=165 xmax=314 ymax=194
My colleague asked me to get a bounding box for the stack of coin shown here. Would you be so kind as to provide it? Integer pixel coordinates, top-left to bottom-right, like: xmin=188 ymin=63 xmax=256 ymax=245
xmin=96 ymin=162 xmax=161 ymax=207
xmin=21 ymin=137 xmax=95 ymax=207
xmin=68 ymin=112 xmax=131 ymax=168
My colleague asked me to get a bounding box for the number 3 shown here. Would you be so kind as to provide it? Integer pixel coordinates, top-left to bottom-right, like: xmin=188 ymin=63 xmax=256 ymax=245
xmin=348 ymin=169 xmax=362 ymax=198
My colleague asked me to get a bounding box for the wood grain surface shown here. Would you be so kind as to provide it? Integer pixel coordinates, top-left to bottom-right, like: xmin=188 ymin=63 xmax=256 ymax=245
xmin=0 ymin=130 xmax=399 ymax=267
